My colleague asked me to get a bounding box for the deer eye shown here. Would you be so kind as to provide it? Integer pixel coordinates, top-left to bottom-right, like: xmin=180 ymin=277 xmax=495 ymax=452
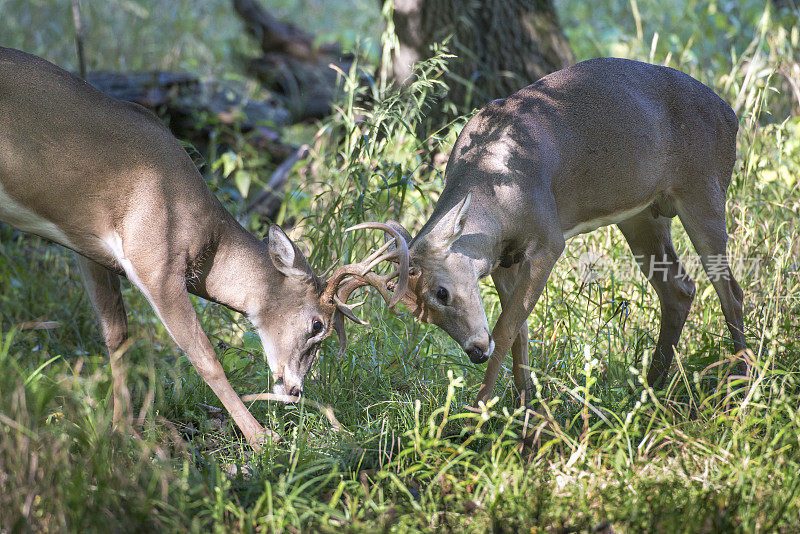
xmin=311 ymin=319 xmax=324 ymax=335
xmin=436 ymin=287 xmax=449 ymax=304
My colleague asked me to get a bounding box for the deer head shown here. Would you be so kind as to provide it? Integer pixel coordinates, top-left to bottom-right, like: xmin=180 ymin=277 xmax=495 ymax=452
xmin=384 ymin=194 xmax=494 ymax=364
xmin=254 ymin=223 xmax=410 ymax=398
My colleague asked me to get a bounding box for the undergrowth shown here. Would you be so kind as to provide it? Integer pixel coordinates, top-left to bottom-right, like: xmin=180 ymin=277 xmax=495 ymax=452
xmin=1 ymin=1 xmax=799 ymax=532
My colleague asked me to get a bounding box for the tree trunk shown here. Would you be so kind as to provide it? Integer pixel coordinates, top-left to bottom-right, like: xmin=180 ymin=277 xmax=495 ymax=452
xmin=389 ymin=0 xmax=574 ymax=112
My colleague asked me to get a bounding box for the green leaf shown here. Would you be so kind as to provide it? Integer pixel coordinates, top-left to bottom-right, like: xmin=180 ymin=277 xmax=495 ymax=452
xmin=242 ymin=332 xmax=262 ymax=353
xmin=213 ymin=150 xmax=239 ymax=178
xmin=234 ymin=170 xmax=252 ymax=199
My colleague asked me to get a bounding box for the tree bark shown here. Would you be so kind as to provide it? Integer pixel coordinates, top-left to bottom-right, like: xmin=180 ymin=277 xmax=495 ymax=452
xmin=389 ymin=0 xmax=574 ymax=112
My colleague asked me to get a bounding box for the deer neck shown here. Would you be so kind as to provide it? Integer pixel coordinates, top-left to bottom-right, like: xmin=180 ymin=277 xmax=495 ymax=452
xmin=416 ymin=198 xmax=505 ymax=277
xmin=189 ymin=220 xmax=275 ymax=316
xmin=452 ymin=227 xmax=501 ymax=278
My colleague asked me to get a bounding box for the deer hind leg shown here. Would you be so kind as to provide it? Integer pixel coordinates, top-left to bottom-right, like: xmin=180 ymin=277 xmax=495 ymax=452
xmin=75 ymin=254 xmax=132 ymax=426
xmin=492 ymin=264 xmax=532 ymax=405
xmin=674 ymin=187 xmax=747 ymax=377
xmin=617 ymin=212 xmax=695 ymax=388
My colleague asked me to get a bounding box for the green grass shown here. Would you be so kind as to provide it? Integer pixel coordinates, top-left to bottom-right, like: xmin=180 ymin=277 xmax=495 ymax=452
xmin=2 ymin=1 xmax=800 ymax=532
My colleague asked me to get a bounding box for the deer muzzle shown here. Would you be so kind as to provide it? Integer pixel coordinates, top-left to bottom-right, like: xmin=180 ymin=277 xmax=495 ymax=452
xmin=465 ymin=335 xmax=494 ymax=364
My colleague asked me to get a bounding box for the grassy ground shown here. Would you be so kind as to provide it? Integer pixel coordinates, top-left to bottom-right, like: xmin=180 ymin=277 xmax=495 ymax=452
xmin=1 ymin=1 xmax=800 ymax=532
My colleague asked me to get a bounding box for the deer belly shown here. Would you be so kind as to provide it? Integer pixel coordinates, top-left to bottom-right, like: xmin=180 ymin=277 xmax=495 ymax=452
xmin=562 ymin=203 xmax=651 ymax=240
xmin=0 ymin=182 xmax=75 ymax=248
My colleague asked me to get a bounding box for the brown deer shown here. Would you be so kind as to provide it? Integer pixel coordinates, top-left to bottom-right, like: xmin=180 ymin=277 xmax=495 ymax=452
xmin=385 ymin=57 xmax=747 ymax=404
xmin=0 ymin=47 xmax=409 ymax=447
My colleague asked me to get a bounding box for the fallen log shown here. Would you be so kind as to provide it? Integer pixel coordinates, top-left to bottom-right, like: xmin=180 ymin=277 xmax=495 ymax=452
xmin=85 ymin=70 xmax=293 ymax=159
xmin=231 ymin=0 xmax=353 ymax=121
xmin=243 ymin=144 xmax=309 ymax=220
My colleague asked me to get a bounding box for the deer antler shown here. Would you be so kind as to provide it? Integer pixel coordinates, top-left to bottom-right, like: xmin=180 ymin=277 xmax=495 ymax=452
xmin=322 ymin=222 xmax=410 ymax=309
xmin=324 ymin=222 xmax=410 ymax=357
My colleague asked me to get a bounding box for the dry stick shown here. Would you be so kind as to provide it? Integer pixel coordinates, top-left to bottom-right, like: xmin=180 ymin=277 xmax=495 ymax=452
xmin=243 ymin=144 xmax=310 ymax=216
xmin=70 ymin=0 xmax=87 ymax=80
xmin=241 ymin=392 xmax=343 ymax=432
xmin=16 ymin=319 xmax=60 ymax=331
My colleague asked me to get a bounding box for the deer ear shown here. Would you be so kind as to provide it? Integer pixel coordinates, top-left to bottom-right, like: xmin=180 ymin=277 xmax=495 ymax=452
xmin=431 ymin=194 xmax=470 ymax=250
xmin=268 ymin=225 xmax=308 ymax=279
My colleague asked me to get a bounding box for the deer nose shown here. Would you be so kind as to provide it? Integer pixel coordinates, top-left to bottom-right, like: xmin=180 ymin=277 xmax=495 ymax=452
xmin=466 ymin=346 xmax=488 ymax=364
xmin=287 ymin=385 xmax=302 ymax=398
xmin=465 ymin=335 xmax=494 ymax=364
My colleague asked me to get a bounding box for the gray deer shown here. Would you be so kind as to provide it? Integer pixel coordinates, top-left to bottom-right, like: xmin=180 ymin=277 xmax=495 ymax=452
xmin=380 ymin=58 xmax=747 ymax=404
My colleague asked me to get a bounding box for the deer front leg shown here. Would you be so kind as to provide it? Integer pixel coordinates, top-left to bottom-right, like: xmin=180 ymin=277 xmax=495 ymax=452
xmin=123 ymin=266 xmax=271 ymax=448
xmin=477 ymin=239 xmax=564 ymax=406
xmin=75 ymin=254 xmax=131 ymax=427
xmin=492 ymin=264 xmax=532 ymax=404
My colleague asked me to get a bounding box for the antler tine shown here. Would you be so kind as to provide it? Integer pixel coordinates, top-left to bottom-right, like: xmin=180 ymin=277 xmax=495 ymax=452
xmin=326 ymin=240 xmax=394 ymax=291
xmin=333 ymin=295 xmax=369 ymax=325
xmin=335 ymin=271 xmax=397 ymax=307
xmin=323 ymin=266 xmax=362 ymax=303
xmin=322 ymin=261 xmax=373 ymax=304
xmin=344 ymin=222 xmax=410 ymax=307
xmin=357 ymin=239 xmax=395 ymax=272
xmin=323 ymin=222 xmax=410 ymax=308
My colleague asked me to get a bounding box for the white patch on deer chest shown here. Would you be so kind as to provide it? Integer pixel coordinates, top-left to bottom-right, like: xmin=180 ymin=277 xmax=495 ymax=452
xmin=103 ymin=231 xmax=175 ymax=341
xmin=0 ymin=182 xmax=75 ymax=247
